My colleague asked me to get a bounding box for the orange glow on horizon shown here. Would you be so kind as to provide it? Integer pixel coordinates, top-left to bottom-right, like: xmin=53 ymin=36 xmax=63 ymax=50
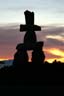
xmin=0 ymin=58 xmax=9 ymax=61
xmin=44 ymin=48 xmax=64 ymax=57
xmin=49 ymin=48 xmax=64 ymax=57
xmin=45 ymin=58 xmax=64 ymax=63
xmin=44 ymin=48 xmax=64 ymax=63
xmin=0 ymin=57 xmax=13 ymax=61
xmin=0 ymin=48 xmax=64 ymax=63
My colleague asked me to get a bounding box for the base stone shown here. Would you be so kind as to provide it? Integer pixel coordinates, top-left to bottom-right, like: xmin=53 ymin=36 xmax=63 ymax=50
xmin=13 ymin=41 xmax=45 ymax=65
xmin=16 ymin=41 xmax=44 ymax=50
xmin=32 ymin=42 xmax=45 ymax=64
xmin=13 ymin=43 xmax=28 ymax=66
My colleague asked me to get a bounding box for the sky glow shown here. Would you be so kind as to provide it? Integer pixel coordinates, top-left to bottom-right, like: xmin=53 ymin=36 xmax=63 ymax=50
xmin=0 ymin=0 xmax=64 ymax=63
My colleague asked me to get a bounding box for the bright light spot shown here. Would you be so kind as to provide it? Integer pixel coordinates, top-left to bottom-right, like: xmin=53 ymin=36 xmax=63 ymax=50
xmin=27 ymin=50 xmax=33 ymax=62
xmin=44 ymin=48 xmax=64 ymax=57
xmin=0 ymin=58 xmax=9 ymax=61
xmin=49 ymin=48 xmax=64 ymax=57
xmin=44 ymin=48 xmax=64 ymax=63
xmin=46 ymin=58 xmax=64 ymax=63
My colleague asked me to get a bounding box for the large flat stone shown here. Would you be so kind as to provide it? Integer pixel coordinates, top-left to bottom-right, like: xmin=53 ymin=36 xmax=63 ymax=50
xmin=16 ymin=41 xmax=43 ymax=50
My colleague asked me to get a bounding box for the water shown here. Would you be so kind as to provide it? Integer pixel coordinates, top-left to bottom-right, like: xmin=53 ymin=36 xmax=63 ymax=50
xmin=0 ymin=60 xmax=13 ymax=69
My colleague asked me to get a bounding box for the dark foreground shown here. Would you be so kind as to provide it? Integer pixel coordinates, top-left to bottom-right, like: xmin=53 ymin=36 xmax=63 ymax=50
xmin=0 ymin=62 xmax=64 ymax=86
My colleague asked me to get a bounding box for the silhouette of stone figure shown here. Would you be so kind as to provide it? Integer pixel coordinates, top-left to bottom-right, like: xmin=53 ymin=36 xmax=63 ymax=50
xmin=24 ymin=11 xmax=36 ymax=44
xmin=32 ymin=42 xmax=45 ymax=64
xmin=13 ymin=44 xmax=28 ymax=66
xmin=13 ymin=10 xmax=45 ymax=66
xmin=20 ymin=10 xmax=41 ymax=49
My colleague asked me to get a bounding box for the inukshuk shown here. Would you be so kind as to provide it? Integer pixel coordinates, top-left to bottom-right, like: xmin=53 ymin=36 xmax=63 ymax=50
xmin=13 ymin=10 xmax=45 ymax=66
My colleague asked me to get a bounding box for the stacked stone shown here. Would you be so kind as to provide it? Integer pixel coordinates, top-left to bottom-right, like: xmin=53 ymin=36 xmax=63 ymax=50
xmin=13 ymin=44 xmax=28 ymax=66
xmin=13 ymin=10 xmax=45 ymax=66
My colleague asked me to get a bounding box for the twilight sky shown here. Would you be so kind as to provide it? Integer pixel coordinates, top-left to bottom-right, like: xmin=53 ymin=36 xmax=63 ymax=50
xmin=0 ymin=0 xmax=64 ymax=63
xmin=0 ymin=0 xmax=64 ymax=25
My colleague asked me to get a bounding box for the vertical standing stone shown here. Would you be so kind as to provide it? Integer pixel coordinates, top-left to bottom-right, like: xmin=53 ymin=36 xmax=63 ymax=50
xmin=13 ymin=44 xmax=28 ymax=66
xmin=32 ymin=42 xmax=45 ymax=64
